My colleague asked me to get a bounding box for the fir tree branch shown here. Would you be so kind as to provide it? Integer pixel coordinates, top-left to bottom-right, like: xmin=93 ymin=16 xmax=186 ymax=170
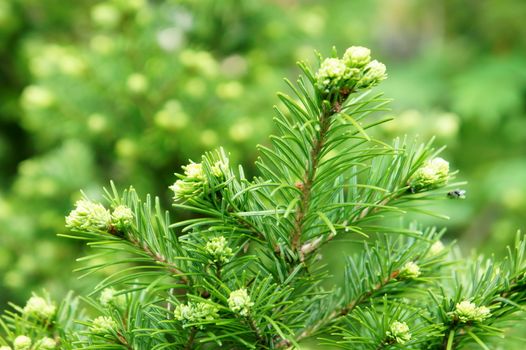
xmin=276 ymin=269 xmax=401 ymax=348
xmin=246 ymin=313 xmax=267 ymax=346
xmin=126 ymin=234 xmax=189 ymax=284
xmin=291 ymin=102 xmax=334 ymax=254
xmin=184 ymin=327 xmax=197 ymax=350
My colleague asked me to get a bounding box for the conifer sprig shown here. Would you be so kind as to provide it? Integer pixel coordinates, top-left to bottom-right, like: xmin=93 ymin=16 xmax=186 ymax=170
xmin=0 ymin=45 xmax=524 ymax=349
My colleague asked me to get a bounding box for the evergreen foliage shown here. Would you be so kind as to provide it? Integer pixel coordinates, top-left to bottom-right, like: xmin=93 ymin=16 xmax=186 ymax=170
xmin=1 ymin=46 xmax=525 ymax=350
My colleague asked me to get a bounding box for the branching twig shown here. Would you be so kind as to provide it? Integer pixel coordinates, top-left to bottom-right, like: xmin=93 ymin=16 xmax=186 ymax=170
xmin=291 ymin=105 xmax=333 ymax=254
xmin=127 ymin=235 xmax=189 ymax=284
xmin=276 ymin=270 xmax=400 ymax=348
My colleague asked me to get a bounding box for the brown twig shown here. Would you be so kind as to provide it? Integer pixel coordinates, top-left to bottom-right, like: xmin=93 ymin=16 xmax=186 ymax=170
xmin=291 ymin=105 xmax=333 ymax=253
xmin=276 ymin=270 xmax=400 ymax=348
xmin=127 ymin=235 xmax=189 ymax=284
xmin=184 ymin=327 xmax=198 ymax=350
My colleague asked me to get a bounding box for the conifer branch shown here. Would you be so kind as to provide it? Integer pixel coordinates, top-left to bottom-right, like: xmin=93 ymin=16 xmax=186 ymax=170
xmin=126 ymin=234 xmax=189 ymax=284
xmin=276 ymin=269 xmax=401 ymax=348
xmin=290 ymin=103 xmax=333 ymax=253
xmin=184 ymin=327 xmax=197 ymax=350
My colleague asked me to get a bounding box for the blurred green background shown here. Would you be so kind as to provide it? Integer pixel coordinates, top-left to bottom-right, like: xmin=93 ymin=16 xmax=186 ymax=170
xmin=0 ymin=0 xmax=525 ymax=327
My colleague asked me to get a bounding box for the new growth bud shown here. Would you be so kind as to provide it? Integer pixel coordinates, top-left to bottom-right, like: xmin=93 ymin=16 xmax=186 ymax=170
xmin=23 ymin=295 xmax=56 ymax=320
xmin=342 ymin=46 xmax=371 ymax=68
xmin=111 ymin=205 xmax=134 ymax=231
xmin=228 ymin=288 xmax=254 ymax=316
xmin=428 ymin=241 xmax=445 ymax=256
xmin=451 ymin=300 xmax=491 ymax=323
xmin=90 ymin=316 xmax=117 ymax=334
xmin=13 ymin=336 xmax=31 ymax=350
xmin=173 ymin=301 xmax=219 ymax=328
xmin=65 ymin=199 xmax=112 ymax=231
xmin=99 ymin=288 xmax=126 ymax=309
xmin=37 ymin=337 xmax=56 ymax=350
xmin=314 ymin=45 xmax=387 ymax=96
xmin=409 ymin=157 xmax=450 ymax=192
xmin=400 ymin=261 xmax=421 ymax=279
xmin=357 ymin=60 xmax=387 ymax=88
xmin=315 ymin=58 xmax=352 ymax=92
xmin=170 ymin=158 xmax=228 ymax=202
xmin=205 ymin=236 xmax=233 ymax=263
xmin=386 ymin=321 xmax=411 ymax=344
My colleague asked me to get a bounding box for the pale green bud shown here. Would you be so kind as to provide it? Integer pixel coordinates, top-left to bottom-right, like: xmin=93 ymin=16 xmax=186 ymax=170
xmin=429 ymin=241 xmax=445 ymax=256
xmin=192 ymin=303 xmax=219 ymax=322
xmin=170 ymin=180 xmax=197 ymax=202
xmin=211 ymin=160 xmax=228 ymax=178
xmin=358 ymin=59 xmax=387 ymax=88
xmin=183 ymin=162 xmax=205 ymax=180
xmin=111 ymin=205 xmax=134 ymax=231
xmin=13 ymin=336 xmax=31 ymax=350
xmin=228 ymin=289 xmax=254 ymax=316
xmin=37 ymin=337 xmax=56 ymax=350
xmin=452 ymin=300 xmax=491 ymax=323
xmin=410 ymin=157 xmax=450 ymax=192
xmin=65 ymin=199 xmax=112 ymax=231
xmin=205 ymin=236 xmax=233 ymax=263
xmin=0 ymin=346 xmax=12 ymax=350
xmin=342 ymin=46 xmax=371 ymax=68
xmin=386 ymin=321 xmax=411 ymax=344
xmin=400 ymin=261 xmax=421 ymax=279
xmin=99 ymin=288 xmax=126 ymax=309
xmin=23 ymin=295 xmax=56 ymax=320
xmin=174 ymin=302 xmax=218 ymax=328
xmin=90 ymin=316 xmax=117 ymax=334
xmin=315 ymin=58 xmax=350 ymax=92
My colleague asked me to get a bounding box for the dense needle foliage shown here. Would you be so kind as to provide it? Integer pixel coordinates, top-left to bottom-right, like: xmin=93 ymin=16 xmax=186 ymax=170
xmin=1 ymin=47 xmax=525 ymax=350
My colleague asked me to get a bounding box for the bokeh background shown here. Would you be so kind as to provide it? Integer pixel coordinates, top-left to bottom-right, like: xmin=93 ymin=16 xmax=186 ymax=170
xmin=0 ymin=0 xmax=525 ymax=335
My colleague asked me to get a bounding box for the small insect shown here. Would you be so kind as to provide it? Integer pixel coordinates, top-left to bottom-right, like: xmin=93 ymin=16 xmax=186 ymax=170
xmin=447 ymin=189 xmax=466 ymax=199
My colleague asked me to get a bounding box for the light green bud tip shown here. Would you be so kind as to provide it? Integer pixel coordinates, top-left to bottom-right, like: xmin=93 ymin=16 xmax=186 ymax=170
xmin=315 ymin=58 xmax=352 ymax=92
xmin=65 ymin=199 xmax=112 ymax=231
xmin=37 ymin=337 xmax=56 ymax=350
xmin=174 ymin=302 xmax=218 ymax=328
xmin=205 ymin=236 xmax=233 ymax=263
xmin=452 ymin=300 xmax=491 ymax=323
xmin=386 ymin=321 xmax=411 ymax=344
xmin=23 ymin=295 xmax=56 ymax=320
xmin=342 ymin=46 xmax=371 ymax=68
xmin=400 ymin=261 xmax=421 ymax=279
xmin=428 ymin=241 xmax=445 ymax=256
xmin=111 ymin=205 xmax=134 ymax=231
xmin=13 ymin=336 xmax=31 ymax=350
xmin=314 ymin=46 xmax=387 ymax=95
xmin=170 ymin=159 xmax=227 ymax=202
xmin=410 ymin=157 xmax=450 ymax=192
xmin=90 ymin=316 xmax=117 ymax=334
xmin=99 ymin=288 xmax=126 ymax=309
xmin=357 ymin=60 xmax=387 ymax=88
xmin=228 ymin=288 xmax=254 ymax=316
xmin=183 ymin=162 xmax=205 ymax=180
xmin=0 ymin=346 xmax=12 ymax=350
